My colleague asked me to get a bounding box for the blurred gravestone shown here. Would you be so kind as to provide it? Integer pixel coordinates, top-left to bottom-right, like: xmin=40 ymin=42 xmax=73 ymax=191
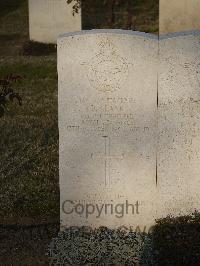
xmin=58 ymin=30 xmax=158 ymax=230
xmin=28 ymin=0 xmax=81 ymax=43
xmin=160 ymin=0 xmax=200 ymax=34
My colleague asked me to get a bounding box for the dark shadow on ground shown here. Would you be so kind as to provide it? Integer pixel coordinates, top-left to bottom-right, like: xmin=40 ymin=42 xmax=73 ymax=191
xmin=0 ymin=223 xmax=59 ymax=266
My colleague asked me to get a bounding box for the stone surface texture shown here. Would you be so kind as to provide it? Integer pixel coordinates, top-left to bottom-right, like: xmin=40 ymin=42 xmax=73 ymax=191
xmin=158 ymin=32 xmax=200 ymax=218
xmin=160 ymin=0 xmax=200 ymax=34
xmin=29 ymin=0 xmax=81 ymax=43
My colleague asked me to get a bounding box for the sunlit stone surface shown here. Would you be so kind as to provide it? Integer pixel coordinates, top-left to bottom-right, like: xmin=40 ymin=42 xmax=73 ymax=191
xmin=29 ymin=0 xmax=81 ymax=43
xmin=160 ymin=0 xmax=200 ymax=34
xmin=158 ymin=31 xmax=200 ymax=218
xmin=58 ymin=30 xmax=158 ymax=230
xmin=58 ymin=29 xmax=200 ymax=230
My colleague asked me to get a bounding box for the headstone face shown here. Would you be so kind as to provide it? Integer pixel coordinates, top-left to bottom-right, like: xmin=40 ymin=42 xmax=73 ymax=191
xmin=58 ymin=30 xmax=158 ymax=230
xmin=160 ymin=0 xmax=200 ymax=34
xmin=28 ymin=0 xmax=81 ymax=43
xmin=158 ymin=32 xmax=200 ymax=218
xmin=58 ymin=29 xmax=200 ymax=229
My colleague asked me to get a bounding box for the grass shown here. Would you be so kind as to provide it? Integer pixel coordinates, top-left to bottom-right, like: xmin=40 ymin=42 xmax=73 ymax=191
xmin=0 ymin=56 xmax=59 ymax=223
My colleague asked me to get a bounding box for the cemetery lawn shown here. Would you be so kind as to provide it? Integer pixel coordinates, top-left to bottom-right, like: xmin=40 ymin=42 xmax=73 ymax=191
xmin=0 ymin=56 xmax=59 ymax=224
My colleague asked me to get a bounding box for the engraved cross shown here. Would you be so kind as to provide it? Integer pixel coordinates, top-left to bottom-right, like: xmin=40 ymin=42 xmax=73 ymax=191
xmin=102 ymin=136 xmax=124 ymax=187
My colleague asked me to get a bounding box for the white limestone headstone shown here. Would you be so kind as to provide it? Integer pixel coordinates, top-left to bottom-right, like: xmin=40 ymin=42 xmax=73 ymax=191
xmin=160 ymin=0 xmax=200 ymax=35
xmin=28 ymin=0 xmax=81 ymax=44
xmin=158 ymin=31 xmax=200 ymax=218
xmin=58 ymin=30 xmax=158 ymax=230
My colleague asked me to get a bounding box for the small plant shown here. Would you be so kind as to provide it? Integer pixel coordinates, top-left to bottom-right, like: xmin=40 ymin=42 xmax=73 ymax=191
xmin=152 ymin=211 xmax=200 ymax=265
xmin=0 ymin=73 xmax=22 ymax=117
xmin=47 ymin=226 xmax=153 ymax=265
xmin=47 ymin=213 xmax=200 ymax=265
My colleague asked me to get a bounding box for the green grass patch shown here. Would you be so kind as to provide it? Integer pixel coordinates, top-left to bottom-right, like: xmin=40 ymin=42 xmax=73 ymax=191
xmin=0 ymin=56 xmax=59 ymax=221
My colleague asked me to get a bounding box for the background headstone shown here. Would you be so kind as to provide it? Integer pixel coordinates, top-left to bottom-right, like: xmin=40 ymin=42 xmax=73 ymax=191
xmin=158 ymin=31 xmax=200 ymax=218
xmin=58 ymin=30 xmax=158 ymax=230
xmin=159 ymin=0 xmax=200 ymax=35
xmin=29 ymin=0 xmax=81 ymax=44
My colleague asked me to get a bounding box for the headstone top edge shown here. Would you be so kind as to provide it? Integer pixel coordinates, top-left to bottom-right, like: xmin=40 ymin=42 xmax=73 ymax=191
xmin=57 ymin=29 xmax=158 ymax=42
xmin=159 ymin=29 xmax=200 ymax=40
